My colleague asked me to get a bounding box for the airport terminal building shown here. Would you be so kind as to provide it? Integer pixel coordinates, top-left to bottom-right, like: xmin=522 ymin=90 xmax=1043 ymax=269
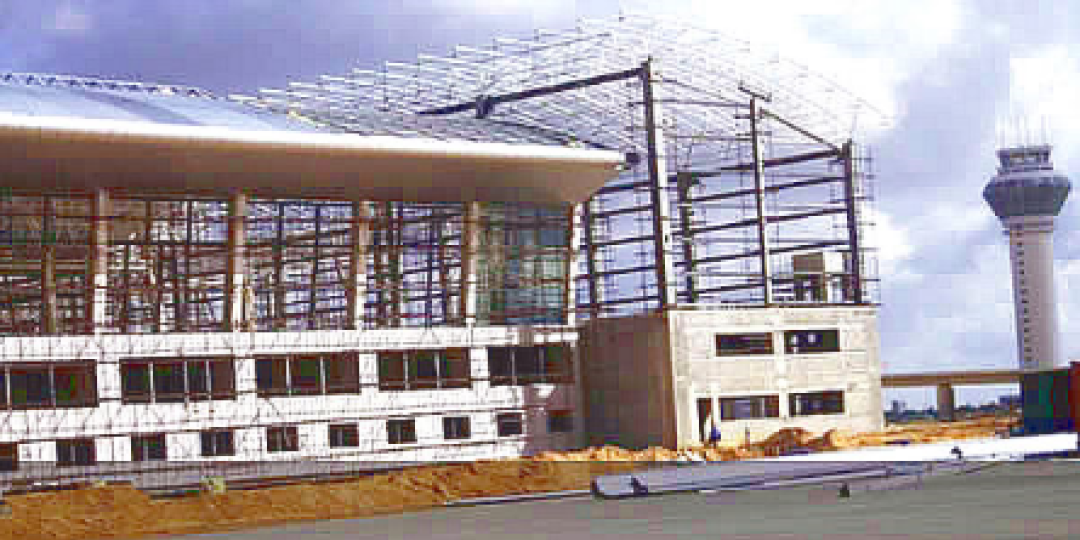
xmin=0 ymin=16 xmax=883 ymax=474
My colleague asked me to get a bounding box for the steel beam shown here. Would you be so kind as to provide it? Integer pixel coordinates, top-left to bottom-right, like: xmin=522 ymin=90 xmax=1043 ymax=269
xmin=418 ymin=66 xmax=643 ymax=117
xmin=748 ymin=97 xmax=773 ymax=305
xmin=842 ymin=141 xmax=865 ymax=304
xmin=641 ymin=59 xmax=678 ymax=310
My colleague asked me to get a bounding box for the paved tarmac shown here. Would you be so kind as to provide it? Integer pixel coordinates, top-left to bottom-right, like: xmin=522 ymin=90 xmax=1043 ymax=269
xmin=181 ymin=462 xmax=1080 ymax=539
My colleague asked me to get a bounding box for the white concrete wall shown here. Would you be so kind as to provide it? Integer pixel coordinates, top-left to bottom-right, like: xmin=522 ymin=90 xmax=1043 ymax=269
xmin=669 ymin=306 xmax=883 ymax=447
xmin=0 ymin=326 xmax=582 ymax=463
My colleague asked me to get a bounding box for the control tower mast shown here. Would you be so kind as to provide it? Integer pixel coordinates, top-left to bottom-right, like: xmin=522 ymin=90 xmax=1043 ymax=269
xmin=983 ymin=145 xmax=1071 ymax=371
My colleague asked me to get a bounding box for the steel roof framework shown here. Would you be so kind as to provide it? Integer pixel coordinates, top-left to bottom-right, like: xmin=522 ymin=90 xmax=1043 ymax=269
xmin=239 ymin=14 xmax=882 ymax=316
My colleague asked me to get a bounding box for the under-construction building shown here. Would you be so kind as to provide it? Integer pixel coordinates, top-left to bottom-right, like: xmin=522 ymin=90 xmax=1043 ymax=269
xmin=0 ymin=16 xmax=882 ymax=477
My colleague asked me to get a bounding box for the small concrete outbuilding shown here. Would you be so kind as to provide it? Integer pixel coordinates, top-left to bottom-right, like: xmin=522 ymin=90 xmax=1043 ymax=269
xmin=579 ymin=306 xmax=883 ymax=449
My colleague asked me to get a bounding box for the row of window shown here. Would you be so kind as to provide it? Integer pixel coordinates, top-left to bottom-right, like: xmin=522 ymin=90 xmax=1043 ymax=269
xmin=0 ymin=411 xmax=576 ymax=469
xmin=715 ymin=329 xmax=841 ymax=357
xmin=699 ymin=391 xmax=846 ymax=423
xmin=114 ymin=345 xmax=570 ymax=406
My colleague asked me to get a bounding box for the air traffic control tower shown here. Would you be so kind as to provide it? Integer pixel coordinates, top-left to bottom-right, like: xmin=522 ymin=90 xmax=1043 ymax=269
xmin=983 ymin=145 xmax=1071 ymax=371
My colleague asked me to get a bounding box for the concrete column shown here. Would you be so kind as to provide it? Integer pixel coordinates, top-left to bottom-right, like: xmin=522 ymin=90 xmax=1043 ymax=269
xmin=460 ymin=202 xmax=482 ymax=326
xmin=224 ymin=192 xmax=248 ymax=332
xmin=87 ymin=189 xmax=110 ymax=334
xmin=937 ymin=383 xmax=955 ymax=422
xmin=346 ymin=201 xmax=372 ymax=330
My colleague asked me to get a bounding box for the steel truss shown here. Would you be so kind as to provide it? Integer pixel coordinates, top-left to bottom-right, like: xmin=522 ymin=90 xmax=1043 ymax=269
xmin=236 ymin=14 xmax=883 ymax=318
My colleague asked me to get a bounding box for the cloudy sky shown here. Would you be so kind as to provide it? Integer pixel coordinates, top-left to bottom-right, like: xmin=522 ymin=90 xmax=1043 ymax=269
xmin=3 ymin=0 xmax=1078 ymax=408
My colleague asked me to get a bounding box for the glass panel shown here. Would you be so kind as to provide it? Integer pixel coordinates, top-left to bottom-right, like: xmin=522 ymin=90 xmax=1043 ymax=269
xmin=329 ymin=424 xmax=359 ymax=448
xmin=496 ymin=413 xmax=523 ymax=437
xmin=186 ymin=360 xmax=209 ymax=401
xmin=10 ymin=366 xmax=52 ymax=409
xmin=487 ymin=347 xmax=514 ymax=386
xmin=515 ymin=347 xmax=542 ymax=385
xmin=121 ymin=362 xmax=152 ymax=404
xmin=289 ymin=356 xmax=322 ymax=395
xmin=210 ymin=359 xmax=236 ymax=399
xmin=410 ymin=351 xmax=439 ymax=389
xmin=153 ymin=362 xmax=186 ymax=403
xmin=255 ymin=357 xmax=288 ymax=397
xmin=377 ymin=352 xmax=406 ymax=391
xmin=324 ymin=353 xmax=360 ymax=394
xmin=54 ymin=364 xmax=97 ymax=408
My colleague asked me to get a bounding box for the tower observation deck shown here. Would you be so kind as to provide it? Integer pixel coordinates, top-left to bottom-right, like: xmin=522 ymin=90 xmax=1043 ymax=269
xmin=983 ymin=145 xmax=1071 ymax=371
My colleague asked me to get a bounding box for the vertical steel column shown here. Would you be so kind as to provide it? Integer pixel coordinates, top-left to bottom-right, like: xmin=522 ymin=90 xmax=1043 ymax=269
xmin=146 ymin=200 xmax=162 ymax=333
xmin=346 ymin=201 xmax=372 ymax=330
xmin=41 ymin=196 xmax=57 ymax=334
xmin=460 ymin=201 xmax=482 ymax=326
xmin=640 ymin=60 xmax=678 ymax=310
xmin=564 ymin=204 xmax=585 ymax=326
xmin=308 ymin=205 xmax=322 ymax=330
xmin=273 ymin=202 xmax=287 ymax=331
xmin=87 ymin=189 xmax=110 ymax=334
xmin=579 ymin=200 xmax=601 ymax=319
xmin=224 ymin=192 xmax=248 ymax=332
xmin=748 ymin=97 xmax=773 ymax=305
xmin=841 ymin=141 xmax=865 ymax=304
xmin=676 ymin=173 xmax=698 ymax=303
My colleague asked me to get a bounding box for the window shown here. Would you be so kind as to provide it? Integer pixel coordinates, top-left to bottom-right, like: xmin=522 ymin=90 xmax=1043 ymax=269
xmin=56 ymin=439 xmax=96 ymax=467
xmin=497 ymin=412 xmax=524 ymax=437
xmin=0 ymin=443 xmax=17 ymax=472
xmin=289 ymin=356 xmax=322 ymax=395
xmin=121 ymin=358 xmax=235 ymax=404
xmin=3 ymin=363 xmax=97 ymax=410
xmin=328 ymin=424 xmax=359 ymax=448
xmin=256 ymin=352 xmax=360 ymax=397
xmin=387 ymin=419 xmax=417 ymax=445
xmin=789 ymin=391 xmax=845 ymax=416
xmin=324 ymin=353 xmax=361 ymax=394
xmin=443 ymin=416 xmax=471 ymax=440
xmin=378 ymin=349 xmax=471 ymax=391
xmin=131 ymin=434 xmax=168 ymax=462
xmin=719 ymin=395 xmax=780 ymax=420
xmin=266 ymin=426 xmax=300 ymax=453
xmin=488 ymin=345 xmax=573 ymax=386
xmin=547 ymin=410 xmax=574 ymax=433
xmin=10 ymin=366 xmax=53 ymax=409
xmin=715 ymin=333 xmax=774 ymax=356
xmin=200 ymin=430 xmax=235 ymax=457
xmin=784 ymin=329 xmax=840 ymax=354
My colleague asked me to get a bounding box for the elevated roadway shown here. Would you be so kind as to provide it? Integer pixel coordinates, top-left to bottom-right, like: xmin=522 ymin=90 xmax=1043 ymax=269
xmin=881 ymin=369 xmax=1023 ymax=421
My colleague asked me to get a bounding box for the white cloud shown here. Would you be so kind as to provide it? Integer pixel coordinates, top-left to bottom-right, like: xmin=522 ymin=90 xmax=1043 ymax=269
xmin=47 ymin=2 xmax=93 ymax=34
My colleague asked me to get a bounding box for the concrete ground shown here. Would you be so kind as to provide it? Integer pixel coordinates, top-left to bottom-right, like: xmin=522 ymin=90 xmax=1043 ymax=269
xmin=181 ymin=462 xmax=1080 ymax=540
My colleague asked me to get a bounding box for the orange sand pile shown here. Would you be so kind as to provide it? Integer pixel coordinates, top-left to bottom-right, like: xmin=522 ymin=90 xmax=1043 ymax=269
xmin=0 ymin=414 xmax=1017 ymax=540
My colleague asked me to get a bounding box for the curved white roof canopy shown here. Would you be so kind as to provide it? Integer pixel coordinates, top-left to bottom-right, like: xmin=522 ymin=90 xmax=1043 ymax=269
xmin=0 ymin=112 xmax=621 ymax=204
xmin=0 ymin=76 xmax=621 ymax=204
